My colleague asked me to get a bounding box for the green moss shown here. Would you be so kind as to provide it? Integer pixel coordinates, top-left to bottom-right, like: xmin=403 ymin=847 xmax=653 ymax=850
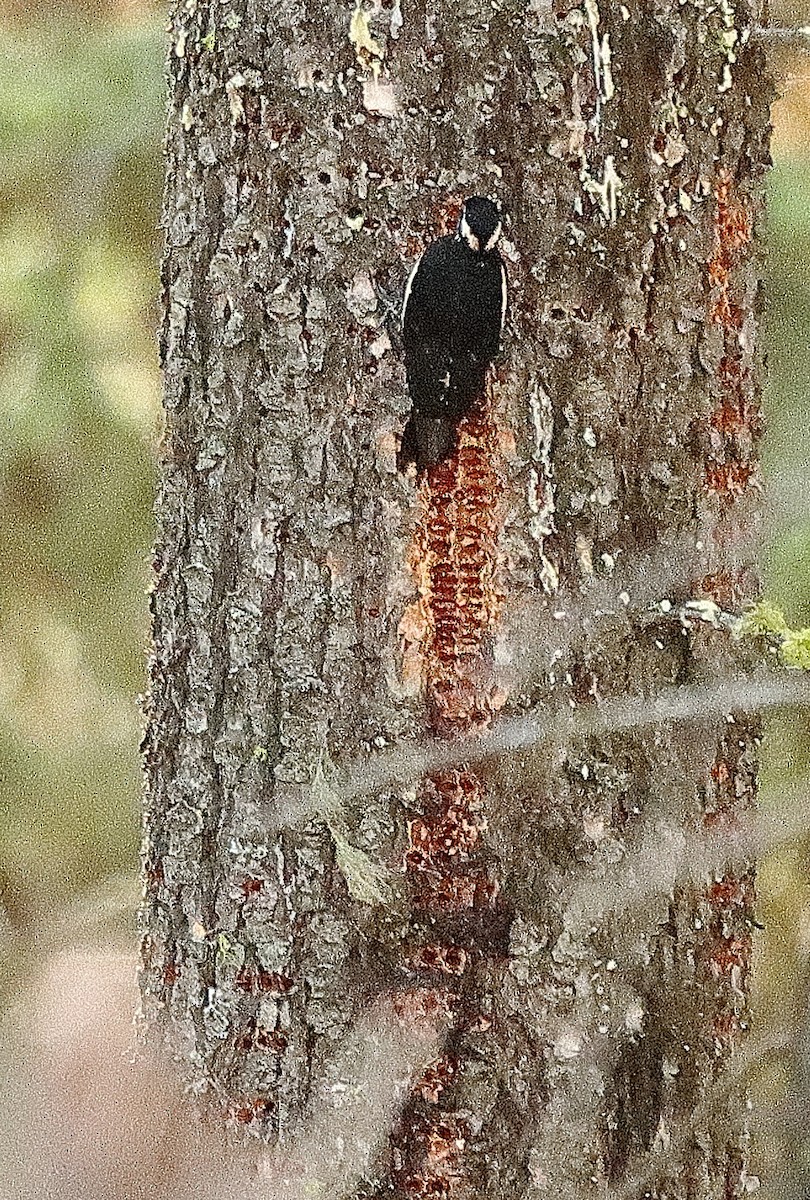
xmin=781 ymin=628 xmax=810 ymax=672
xmin=742 ymin=600 xmax=789 ymax=639
xmin=743 ymin=601 xmax=810 ymax=670
xmin=216 ymin=931 xmax=244 ymax=968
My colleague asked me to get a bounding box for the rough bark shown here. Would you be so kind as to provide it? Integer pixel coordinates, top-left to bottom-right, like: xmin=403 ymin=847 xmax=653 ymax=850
xmin=141 ymin=0 xmax=774 ymax=1195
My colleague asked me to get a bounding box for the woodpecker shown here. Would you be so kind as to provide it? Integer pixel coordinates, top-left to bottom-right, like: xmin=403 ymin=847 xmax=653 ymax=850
xmin=398 ymin=195 xmax=508 ymax=474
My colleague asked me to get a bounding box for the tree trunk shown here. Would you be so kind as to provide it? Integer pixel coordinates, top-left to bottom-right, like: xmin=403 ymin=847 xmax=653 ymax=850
xmin=141 ymin=0 xmax=774 ymax=1194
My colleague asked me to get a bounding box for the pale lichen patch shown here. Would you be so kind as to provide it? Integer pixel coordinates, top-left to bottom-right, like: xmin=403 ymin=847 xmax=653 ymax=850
xmin=584 ymin=0 xmax=615 ymax=113
xmin=349 ymin=4 xmax=385 ymax=77
xmin=226 ymin=74 xmax=246 ymax=123
xmin=363 ymin=76 xmax=401 ymax=118
xmin=581 ymin=154 xmax=623 ymax=223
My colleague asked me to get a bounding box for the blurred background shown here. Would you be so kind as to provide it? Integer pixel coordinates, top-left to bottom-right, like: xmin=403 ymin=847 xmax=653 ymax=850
xmin=0 ymin=1 xmax=809 ymax=1195
xmin=0 ymin=5 xmax=161 ymax=946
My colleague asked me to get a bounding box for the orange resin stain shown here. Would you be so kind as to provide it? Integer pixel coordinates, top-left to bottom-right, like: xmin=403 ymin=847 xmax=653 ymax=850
xmin=698 ymin=176 xmax=761 ymax=1059
xmin=393 ymin=763 xmax=504 ymax=1196
xmin=705 ymin=169 xmax=760 ymax=504
xmin=406 ymin=770 xmax=487 ymax=870
xmin=402 ymin=397 xmax=505 ymax=734
xmin=698 ymin=569 xmax=749 ymax=611
xmin=417 ymin=1056 xmax=459 ymax=1104
xmin=395 ymin=341 xmax=507 ymax=1196
xmin=405 ymin=769 xmax=499 ymax=922
xmin=707 ymin=169 xmax=751 ymax=331
xmin=400 ymin=1115 xmax=470 ymax=1199
xmin=698 ymin=739 xmax=757 ymax=1053
xmin=704 ymin=460 xmax=755 ymax=500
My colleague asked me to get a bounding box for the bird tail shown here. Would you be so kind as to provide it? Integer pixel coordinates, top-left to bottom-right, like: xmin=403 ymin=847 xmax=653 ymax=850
xmin=398 ymin=416 xmax=457 ymax=474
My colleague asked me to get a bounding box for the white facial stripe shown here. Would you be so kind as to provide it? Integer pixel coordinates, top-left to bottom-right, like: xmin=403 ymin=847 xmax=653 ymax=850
xmin=401 ymin=255 xmax=421 ymax=328
xmin=460 ymin=215 xmax=479 ymax=252
xmin=485 ymin=222 xmax=502 ymax=252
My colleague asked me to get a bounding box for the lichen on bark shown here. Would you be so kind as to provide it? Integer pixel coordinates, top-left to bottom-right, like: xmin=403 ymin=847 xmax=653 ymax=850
xmin=141 ymin=0 xmax=775 ymax=1193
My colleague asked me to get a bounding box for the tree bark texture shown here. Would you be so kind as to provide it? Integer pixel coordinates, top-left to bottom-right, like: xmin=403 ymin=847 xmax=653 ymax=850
xmin=141 ymin=0 xmax=774 ymax=1195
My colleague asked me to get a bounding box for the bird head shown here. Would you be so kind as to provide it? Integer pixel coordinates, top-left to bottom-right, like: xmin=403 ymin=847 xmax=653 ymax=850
xmin=458 ymin=196 xmax=503 ymax=255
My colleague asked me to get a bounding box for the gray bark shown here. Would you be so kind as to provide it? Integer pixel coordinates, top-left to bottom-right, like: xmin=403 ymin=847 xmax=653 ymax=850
xmin=141 ymin=0 xmax=774 ymax=1195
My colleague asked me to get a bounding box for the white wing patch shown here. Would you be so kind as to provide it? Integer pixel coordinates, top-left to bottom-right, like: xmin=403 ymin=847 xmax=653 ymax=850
xmin=401 ymin=255 xmax=422 ymax=329
xmin=500 ymin=260 xmax=508 ymax=334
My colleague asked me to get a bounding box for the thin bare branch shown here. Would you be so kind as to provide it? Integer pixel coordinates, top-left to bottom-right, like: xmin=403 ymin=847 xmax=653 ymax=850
xmin=326 ymin=674 xmax=810 ymax=809
xmin=565 ymin=777 xmax=810 ymax=930
xmin=751 ymin=24 xmax=810 ymax=47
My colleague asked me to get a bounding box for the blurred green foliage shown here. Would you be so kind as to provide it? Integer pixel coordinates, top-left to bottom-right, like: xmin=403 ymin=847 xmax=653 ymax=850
xmin=764 ymin=159 xmax=810 ymax=625
xmin=759 ymin=147 xmax=810 ymax=977
xmin=733 ymin=113 xmax=810 ymax=1200
xmin=0 ymin=18 xmax=163 ymax=926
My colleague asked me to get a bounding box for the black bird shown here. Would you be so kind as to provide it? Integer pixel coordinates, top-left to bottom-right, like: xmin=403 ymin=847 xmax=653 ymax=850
xmin=398 ymin=195 xmax=508 ymax=474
